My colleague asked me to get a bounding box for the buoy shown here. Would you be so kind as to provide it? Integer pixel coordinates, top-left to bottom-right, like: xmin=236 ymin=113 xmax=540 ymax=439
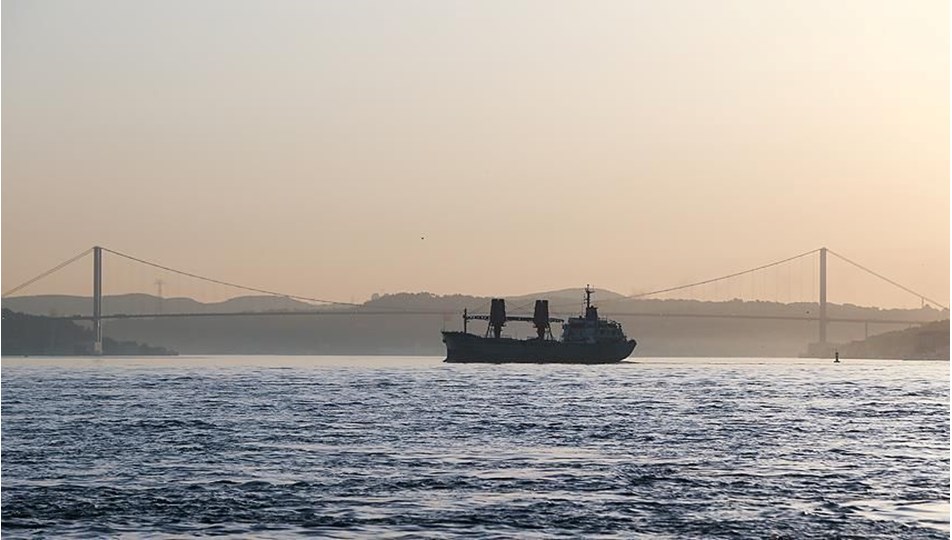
xmin=834 ymin=351 xmax=840 ymax=363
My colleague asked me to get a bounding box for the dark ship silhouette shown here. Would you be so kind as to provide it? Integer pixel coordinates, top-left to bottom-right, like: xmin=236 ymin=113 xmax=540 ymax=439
xmin=442 ymin=286 xmax=636 ymax=364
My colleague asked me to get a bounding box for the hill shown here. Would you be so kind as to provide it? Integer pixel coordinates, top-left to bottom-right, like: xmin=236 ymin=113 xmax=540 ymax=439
xmin=2 ymin=291 xmax=947 ymax=357
xmin=1 ymin=294 xmax=319 ymax=317
xmin=1 ymin=309 xmax=176 ymax=356
xmin=837 ymin=319 xmax=949 ymax=360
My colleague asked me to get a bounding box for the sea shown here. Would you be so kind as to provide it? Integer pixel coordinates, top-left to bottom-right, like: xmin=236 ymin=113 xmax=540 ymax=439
xmin=2 ymin=356 xmax=949 ymax=539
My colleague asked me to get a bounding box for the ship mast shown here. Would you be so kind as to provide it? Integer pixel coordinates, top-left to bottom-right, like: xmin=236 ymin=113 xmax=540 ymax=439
xmin=584 ymin=285 xmax=599 ymax=321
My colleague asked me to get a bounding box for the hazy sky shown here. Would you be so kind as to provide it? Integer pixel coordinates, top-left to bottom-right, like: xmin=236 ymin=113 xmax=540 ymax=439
xmin=3 ymin=0 xmax=949 ymax=308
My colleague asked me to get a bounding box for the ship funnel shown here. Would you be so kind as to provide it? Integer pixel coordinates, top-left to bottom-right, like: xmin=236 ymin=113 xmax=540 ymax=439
xmin=489 ymin=298 xmax=506 ymax=338
xmin=533 ymin=300 xmax=550 ymax=340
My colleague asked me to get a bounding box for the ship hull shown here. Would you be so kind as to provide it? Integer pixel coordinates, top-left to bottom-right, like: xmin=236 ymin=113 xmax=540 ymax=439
xmin=442 ymin=332 xmax=636 ymax=364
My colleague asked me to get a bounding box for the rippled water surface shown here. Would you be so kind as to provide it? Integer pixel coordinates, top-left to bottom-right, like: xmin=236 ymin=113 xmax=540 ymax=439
xmin=2 ymin=356 xmax=949 ymax=538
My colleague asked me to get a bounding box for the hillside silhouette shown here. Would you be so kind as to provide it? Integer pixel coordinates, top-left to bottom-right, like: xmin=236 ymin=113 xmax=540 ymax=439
xmin=2 ymin=309 xmax=176 ymax=356
xmin=2 ymin=290 xmax=947 ymax=357
xmin=3 ymin=289 xmax=948 ymax=356
xmin=836 ymin=319 xmax=949 ymax=360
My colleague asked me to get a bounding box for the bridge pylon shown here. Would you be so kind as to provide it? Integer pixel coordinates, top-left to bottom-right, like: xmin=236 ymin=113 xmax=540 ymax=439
xmin=819 ymin=246 xmax=827 ymax=346
xmin=93 ymin=246 xmax=103 ymax=355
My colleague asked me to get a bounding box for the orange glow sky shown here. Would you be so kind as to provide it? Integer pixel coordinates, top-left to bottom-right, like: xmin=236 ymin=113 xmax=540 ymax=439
xmin=2 ymin=0 xmax=948 ymax=308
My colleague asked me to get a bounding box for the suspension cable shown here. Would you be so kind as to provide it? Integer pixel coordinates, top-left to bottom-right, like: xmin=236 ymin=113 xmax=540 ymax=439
xmin=827 ymin=249 xmax=948 ymax=311
xmin=100 ymin=247 xmax=363 ymax=307
xmin=624 ymin=248 xmax=820 ymax=301
xmin=2 ymin=248 xmax=93 ymax=298
xmin=546 ymin=248 xmax=820 ymax=311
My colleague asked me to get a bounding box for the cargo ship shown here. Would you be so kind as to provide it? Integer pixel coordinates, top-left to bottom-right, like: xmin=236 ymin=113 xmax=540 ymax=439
xmin=442 ymin=286 xmax=636 ymax=364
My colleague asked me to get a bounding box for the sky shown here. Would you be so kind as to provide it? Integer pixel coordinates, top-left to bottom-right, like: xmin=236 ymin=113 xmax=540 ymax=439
xmin=2 ymin=0 xmax=949 ymax=309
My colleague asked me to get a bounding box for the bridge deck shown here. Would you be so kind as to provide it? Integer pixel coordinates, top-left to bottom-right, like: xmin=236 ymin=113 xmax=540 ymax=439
xmin=46 ymin=310 xmax=934 ymax=325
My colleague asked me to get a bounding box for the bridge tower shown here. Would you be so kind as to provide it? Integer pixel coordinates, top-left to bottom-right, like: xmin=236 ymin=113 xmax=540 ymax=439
xmin=819 ymin=246 xmax=827 ymax=346
xmin=93 ymin=246 xmax=103 ymax=355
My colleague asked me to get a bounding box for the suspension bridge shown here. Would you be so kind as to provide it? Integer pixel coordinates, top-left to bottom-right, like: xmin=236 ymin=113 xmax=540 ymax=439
xmin=2 ymin=245 xmax=948 ymax=355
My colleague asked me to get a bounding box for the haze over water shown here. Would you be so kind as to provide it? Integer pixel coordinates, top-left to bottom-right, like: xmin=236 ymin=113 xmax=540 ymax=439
xmin=3 ymin=356 xmax=948 ymax=538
